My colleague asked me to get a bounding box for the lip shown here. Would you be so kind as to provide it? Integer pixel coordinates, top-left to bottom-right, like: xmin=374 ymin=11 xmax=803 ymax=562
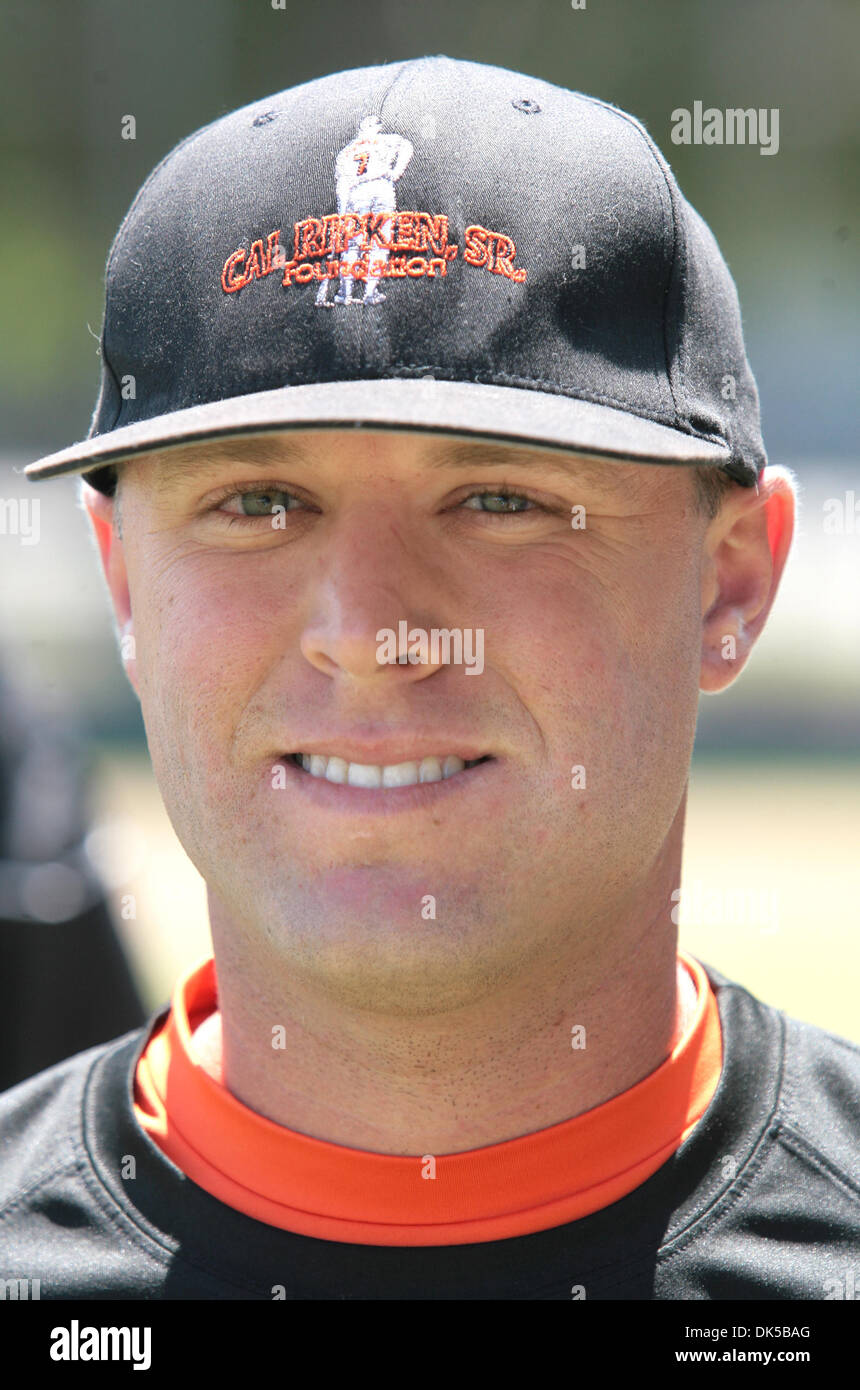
xmin=273 ymin=752 xmax=498 ymax=815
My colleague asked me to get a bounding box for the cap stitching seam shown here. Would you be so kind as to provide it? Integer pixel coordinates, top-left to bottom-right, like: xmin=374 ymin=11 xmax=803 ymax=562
xmin=378 ymin=56 xmax=426 ymax=123
xmin=569 ymin=94 xmax=686 ymax=427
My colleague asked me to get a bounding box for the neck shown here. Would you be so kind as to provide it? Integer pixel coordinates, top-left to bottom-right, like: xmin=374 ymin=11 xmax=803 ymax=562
xmin=195 ymin=816 xmax=688 ymax=1155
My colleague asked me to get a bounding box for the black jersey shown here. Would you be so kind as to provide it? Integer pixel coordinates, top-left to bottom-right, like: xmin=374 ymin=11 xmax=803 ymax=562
xmin=1 ymin=962 xmax=858 ymax=1300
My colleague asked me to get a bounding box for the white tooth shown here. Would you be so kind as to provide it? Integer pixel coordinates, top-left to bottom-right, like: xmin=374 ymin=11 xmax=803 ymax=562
xmin=348 ymin=762 xmax=382 ymax=788
xmin=382 ymin=761 xmax=420 ymax=787
xmin=301 ymin=753 xmax=472 ymax=787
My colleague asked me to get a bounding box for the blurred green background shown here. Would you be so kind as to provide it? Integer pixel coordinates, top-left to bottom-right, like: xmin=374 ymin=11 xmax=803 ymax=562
xmin=1 ymin=0 xmax=857 ymax=1038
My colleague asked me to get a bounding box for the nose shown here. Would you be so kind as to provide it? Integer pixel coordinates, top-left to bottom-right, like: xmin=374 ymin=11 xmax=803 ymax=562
xmin=298 ymin=504 xmax=449 ymax=684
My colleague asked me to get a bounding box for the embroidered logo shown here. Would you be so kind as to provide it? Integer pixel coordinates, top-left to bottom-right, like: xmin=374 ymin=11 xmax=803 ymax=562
xmin=221 ymin=115 xmax=527 ymax=303
xmin=317 ymin=114 xmax=413 ymax=307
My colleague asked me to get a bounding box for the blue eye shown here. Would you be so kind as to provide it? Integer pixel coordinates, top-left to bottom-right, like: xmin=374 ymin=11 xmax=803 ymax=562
xmin=210 ymin=483 xmax=547 ymax=527
xmin=237 ymin=489 xmax=294 ymax=516
xmin=462 ymin=489 xmax=539 ymax=515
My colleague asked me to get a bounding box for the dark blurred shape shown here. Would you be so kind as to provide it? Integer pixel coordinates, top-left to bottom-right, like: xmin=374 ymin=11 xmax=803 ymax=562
xmin=0 ymin=660 xmax=146 ymax=1092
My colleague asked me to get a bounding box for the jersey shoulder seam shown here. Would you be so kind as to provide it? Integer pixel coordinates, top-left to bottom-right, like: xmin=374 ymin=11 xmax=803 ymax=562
xmin=775 ymin=1122 xmax=860 ymax=1204
xmin=0 ymin=1156 xmax=84 ymax=1224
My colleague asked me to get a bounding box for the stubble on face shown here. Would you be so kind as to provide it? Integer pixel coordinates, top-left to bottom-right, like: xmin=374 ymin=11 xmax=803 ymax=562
xmin=116 ymin=433 xmax=707 ymax=1020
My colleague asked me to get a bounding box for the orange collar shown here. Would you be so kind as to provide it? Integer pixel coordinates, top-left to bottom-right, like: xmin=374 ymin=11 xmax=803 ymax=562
xmin=134 ymin=950 xmax=722 ymax=1246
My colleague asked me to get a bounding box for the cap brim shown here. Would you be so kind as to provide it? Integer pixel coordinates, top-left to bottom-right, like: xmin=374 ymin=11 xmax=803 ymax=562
xmin=25 ymin=378 xmax=735 ymax=484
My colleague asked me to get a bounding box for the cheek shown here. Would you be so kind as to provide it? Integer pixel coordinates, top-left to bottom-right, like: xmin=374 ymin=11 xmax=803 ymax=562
xmin=591 ymin=561 xmax=703 ymax=824
xmin=500 ymin=547 xmax=701 ymax=784
xmin=486 ymin=547 xmax=683 ymax=705
xmin=133 ymin=563 xmax=283 ymax=789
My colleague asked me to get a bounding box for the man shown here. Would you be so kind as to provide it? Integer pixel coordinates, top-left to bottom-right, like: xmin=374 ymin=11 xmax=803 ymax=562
xmin=315 ymin=113 xmax=414 ymax=307
xmin=2 ymin=56 xmax=857 ymax=1301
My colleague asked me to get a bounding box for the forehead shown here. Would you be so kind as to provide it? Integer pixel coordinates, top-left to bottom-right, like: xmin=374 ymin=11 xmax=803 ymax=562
xmin=117 ymin=430 xmax=649 ymax=493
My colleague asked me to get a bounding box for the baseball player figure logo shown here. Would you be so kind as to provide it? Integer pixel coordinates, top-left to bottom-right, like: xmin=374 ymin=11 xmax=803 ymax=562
xmin=316 ymin=115 xmax=414 ymax=307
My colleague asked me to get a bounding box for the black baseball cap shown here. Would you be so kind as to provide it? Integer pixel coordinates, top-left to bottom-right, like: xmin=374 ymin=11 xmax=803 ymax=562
xmin=25 ymin=55 xmax=766 ymax=496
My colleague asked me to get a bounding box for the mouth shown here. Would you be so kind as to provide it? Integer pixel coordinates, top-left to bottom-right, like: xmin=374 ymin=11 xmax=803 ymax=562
xmin=287 ymin=752 xmax=493 ymax=789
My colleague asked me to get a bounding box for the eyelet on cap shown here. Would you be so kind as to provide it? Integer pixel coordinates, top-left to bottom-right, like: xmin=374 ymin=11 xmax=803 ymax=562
xmin=511 ymin=97 xmax=541 ymax=114
xmin=252 ymin=110 xmax=279 ymax=127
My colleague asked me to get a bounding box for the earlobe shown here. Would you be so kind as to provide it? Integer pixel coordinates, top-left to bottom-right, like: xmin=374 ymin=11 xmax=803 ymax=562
xmin=699 ymin=467 xmax=796 ymax=695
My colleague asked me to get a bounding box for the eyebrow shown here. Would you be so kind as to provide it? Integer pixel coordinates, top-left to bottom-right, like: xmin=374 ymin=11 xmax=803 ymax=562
xmin=143 ymin=436 xmax=309 ymax=491
xmin=422 ymin=438 xmax=621 ymax=485
xmin=141 ymin=431 xmax=622 ymax=491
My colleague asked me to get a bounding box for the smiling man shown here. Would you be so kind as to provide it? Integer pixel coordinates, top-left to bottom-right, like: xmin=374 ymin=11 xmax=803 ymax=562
xmin=3 ymin=56 xmax=858 ymax=1301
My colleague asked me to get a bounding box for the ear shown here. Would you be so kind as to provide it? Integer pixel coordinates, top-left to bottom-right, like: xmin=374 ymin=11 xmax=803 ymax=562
xmin=699 ymin=465 xmax=796 ymax=694
xmin=81 ymin=478 xmax=139 ymax=697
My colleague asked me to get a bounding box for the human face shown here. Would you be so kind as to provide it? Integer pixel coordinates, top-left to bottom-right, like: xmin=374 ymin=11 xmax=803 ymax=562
xmin=96 ymin=431 xmax=710 ymax=1010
